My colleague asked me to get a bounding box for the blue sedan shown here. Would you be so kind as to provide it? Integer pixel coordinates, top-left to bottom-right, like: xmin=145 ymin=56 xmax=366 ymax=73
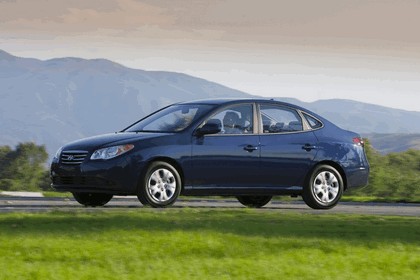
xmin=51 ymin=99 xmax=369 ymax=209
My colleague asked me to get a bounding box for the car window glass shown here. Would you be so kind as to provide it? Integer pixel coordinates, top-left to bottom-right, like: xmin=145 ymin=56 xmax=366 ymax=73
xmin=126 ymin=104 xmax=213 ymax=132
xmin=142 ymin=107 xmax=199 ymax=132
xmin=260 ymin=105 xmax=303 ymax=133
xmin=206 ymin=104 xmax=253 ymax=135
xmin=304 ymin=113 xmax=323 ymax=129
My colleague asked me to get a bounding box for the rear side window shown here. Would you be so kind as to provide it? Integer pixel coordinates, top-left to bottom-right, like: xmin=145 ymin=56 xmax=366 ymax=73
xmin=303 ymin=113 xmax=323 ymax=129
xmin=260 ymin=105 xmax=303 ymax=133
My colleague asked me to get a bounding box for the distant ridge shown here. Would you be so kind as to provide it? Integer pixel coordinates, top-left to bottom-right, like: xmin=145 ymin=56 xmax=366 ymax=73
xmin=0 ymin=49 xmax=253 ymax=157
xmin=272 ymin=97 xmax=420 ymax=134
xmin=1 ymin=49 xmax=419 ymax=157
xmin=363 ymin=133 xmax=420 ymax=154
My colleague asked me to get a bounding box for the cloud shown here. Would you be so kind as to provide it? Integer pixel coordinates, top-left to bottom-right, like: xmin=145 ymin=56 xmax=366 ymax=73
xmin=2 ymin=0 xmax=420 ymax=47
xmin=0 ymin=0 xmax=174 ymax=35
xmin=2 ymin=0 xmax=420 ymax=61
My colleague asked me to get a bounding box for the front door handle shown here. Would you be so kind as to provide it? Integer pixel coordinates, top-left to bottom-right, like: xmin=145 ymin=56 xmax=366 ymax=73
xmin=243 ymin=145 xmax=258 ymax=152
xmin=302 ymin=144 xmax=317 ymax=151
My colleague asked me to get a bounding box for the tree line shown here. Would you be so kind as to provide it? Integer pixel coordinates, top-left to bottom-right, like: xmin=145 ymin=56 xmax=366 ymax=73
xmin=0 ymin=142 xmax=419 ymax=201
xmin=347 ymin=139 xmax=420 ymax=202
xmin=0 ymin=143 xmax=50 ymax=191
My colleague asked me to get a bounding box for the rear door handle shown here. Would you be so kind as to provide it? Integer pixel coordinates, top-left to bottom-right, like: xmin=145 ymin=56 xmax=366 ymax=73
xmin=302 ymin=144 xmax=317 ymax=151
xmin=243 ymin=145 xmax=258 ymax=152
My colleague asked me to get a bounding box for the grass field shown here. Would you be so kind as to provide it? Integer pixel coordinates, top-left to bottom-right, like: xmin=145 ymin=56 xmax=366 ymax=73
xmin=0 ymin=209 xmax=419 ymax=280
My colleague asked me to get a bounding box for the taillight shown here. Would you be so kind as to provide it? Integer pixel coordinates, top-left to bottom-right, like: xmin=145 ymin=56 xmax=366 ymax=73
xmin=353 ymin=137 xmax=364 ymax=147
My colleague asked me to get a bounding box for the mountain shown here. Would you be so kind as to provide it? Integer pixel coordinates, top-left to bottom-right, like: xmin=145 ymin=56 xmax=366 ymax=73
xmin=273 ymin=97 xmax=420 ymax=135
xmin=1 ymin=50 xmax=419 ymax=158
xmin=362 ymin=133 xmax=420 ymax=154
xmin=0 ymin=50 xmax=253 ymax=158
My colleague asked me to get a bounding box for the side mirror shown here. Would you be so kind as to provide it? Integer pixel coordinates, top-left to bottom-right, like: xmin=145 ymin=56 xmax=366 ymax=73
xmin=195 ymin=119 xmax=222 ymax=136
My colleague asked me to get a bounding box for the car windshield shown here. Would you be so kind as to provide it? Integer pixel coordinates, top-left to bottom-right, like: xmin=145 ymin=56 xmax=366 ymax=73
xmin=124 ymin=104 xmax=214 ymax=133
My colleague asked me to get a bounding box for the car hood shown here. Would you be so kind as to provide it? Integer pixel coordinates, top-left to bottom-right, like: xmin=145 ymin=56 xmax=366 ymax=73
xmin=62 ymin=132 xmax=171 ymax=151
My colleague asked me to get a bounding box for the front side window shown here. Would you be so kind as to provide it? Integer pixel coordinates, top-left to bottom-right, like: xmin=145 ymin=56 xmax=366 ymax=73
xmin=260 ymin=105 xmax=303 ymax=133
xmin=204 ymin=104 xmax=254 ymax=135
xmin=125 ymin=104 xmax=213 ymax=132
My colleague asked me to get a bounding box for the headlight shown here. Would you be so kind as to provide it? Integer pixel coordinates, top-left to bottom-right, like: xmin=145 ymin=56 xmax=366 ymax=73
xmin=90 ymin=144 xmax=134 ymax=160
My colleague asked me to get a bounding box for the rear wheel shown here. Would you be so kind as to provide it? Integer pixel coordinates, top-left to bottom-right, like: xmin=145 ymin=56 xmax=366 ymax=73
xmin=72 ymin=192 xmax=113 ymax=207
xmin=236 ymin=195 xmax=272 ymax=208
xmin=137 ymin=161 xmax=181 ymax=208
xmin=303 ymin=165 xmax=343 ymax=209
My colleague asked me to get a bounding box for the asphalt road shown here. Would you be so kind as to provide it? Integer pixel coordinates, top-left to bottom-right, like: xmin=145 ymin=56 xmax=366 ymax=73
xmin=0 ymin=196 xmax=419 ymax=216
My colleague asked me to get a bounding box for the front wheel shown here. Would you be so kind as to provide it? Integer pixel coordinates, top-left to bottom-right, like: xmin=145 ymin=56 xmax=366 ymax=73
xmin=303 ymin=165 xmax=344 ymax=209
xmin=72 ymin=192 xmax=113 ymax=207
xmin=236 ymin=195 xmax=272 ymax=208
xmin=137 ymin=161 xmax=182 ymax=208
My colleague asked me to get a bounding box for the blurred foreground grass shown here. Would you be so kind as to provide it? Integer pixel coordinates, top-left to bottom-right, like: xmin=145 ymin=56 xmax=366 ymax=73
xmin=0 ymin=209 xmax=419 ymax=280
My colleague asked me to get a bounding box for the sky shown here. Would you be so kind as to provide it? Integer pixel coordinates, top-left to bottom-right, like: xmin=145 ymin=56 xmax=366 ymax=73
xmin=1 ymin=0 xmax=420 ymax=112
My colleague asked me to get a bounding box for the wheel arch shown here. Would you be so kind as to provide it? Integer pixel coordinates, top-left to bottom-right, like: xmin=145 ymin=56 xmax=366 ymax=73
xmin=140 ymin=157 xmax=185 ymax=191
xmin=307 ymin=161 xmax=348 ymax=190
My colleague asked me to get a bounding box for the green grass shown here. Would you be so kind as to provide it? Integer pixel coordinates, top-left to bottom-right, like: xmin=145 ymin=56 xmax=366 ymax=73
xmin=41 ymin=191 xmax=72 ymax=198
xmin=341 ymin=195 xmax=420 ymax=203
xmin=0 ymin=209 xmax=419 ymax=280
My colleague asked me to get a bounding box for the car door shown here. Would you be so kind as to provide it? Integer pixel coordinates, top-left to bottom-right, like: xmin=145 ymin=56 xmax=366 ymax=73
xmin=258 ymin=104 xmax=318 ymax=188
xmin=189 ymin=103 xmax=261 ymax=193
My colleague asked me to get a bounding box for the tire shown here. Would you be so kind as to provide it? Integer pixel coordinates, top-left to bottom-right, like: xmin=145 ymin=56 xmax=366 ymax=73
xmin=236 ymin=195 xmax=272 ymax=208
xmin=303 ymin=165 xmax=344 ymax=209
xmin=137 ymin=161 xmax=181 ymax=208
xmin=72 ymin=192 xmax=113 ymax=207
xmin=137 ymin=193 xmax=150 ymax=206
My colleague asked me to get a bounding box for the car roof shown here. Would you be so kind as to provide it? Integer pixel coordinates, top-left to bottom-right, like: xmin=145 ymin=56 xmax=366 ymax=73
xmin=179 ymin=98 xmax=306 ymax=111
xmin=178 ymin=98 xmax=330 ymax=124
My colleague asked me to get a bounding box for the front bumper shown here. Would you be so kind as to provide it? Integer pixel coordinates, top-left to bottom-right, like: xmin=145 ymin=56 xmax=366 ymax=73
xmin=50 ymin=156 xmax=143 ymax=195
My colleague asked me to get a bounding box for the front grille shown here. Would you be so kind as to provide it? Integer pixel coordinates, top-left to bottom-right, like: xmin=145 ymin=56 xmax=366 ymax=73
xmin=60 ymin=150 xmax=88 ymax=165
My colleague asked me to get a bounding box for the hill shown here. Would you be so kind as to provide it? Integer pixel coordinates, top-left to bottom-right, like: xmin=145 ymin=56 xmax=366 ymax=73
xmin=363 ymin=133 xmax=420 ymax=154
xmin=274 ymin=97 xmax=420 ymax=134
xmin=0 ymin=50 xmax=252 ymax=157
